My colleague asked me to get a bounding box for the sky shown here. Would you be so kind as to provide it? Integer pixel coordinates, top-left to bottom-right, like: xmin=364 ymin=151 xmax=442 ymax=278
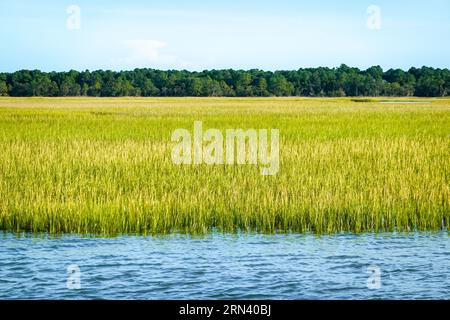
xmin=0 ymin=0 xmax=449 ymax=72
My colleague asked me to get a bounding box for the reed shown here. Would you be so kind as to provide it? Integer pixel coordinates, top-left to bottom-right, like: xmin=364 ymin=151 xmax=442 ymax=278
xmin=0 ymin=97 xmax=448 ymax=235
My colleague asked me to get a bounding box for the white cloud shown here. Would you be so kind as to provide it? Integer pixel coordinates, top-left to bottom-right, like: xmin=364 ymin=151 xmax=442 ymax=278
xmin=123 ymin=39 xmax=174 ymax=63
xmin=110 ymin=39 xmax=189 ymax=69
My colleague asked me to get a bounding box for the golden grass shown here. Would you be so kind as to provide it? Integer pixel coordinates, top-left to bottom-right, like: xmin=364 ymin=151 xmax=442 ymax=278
xmin=0 ymin=97 xmax=448 ymax=235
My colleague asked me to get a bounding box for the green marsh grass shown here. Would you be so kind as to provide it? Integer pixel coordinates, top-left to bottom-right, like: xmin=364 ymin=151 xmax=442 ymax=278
xmin=0 ymin=97 xmax=448 ymax=235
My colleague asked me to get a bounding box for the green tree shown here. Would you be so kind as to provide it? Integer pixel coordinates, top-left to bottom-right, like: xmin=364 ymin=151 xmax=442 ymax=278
xmin=2 ymin=66 xmax=450 ymax=97
xmin=0 ymin=81 xmax=8 ymax=96
xmin=235 ymin=73 xmax=253 ymax=96
xmin=415 ymin=77 xmax=445 ymax=97
xmin=60 ymin=78 xmax=81 ymax=96
xmin=141 ymin=79 xmax=159 ymax=96
xmin=256 ymin=78 xmax=269 ymax=96
xmin=187 ymin=78 xmax=202 ymax=96
xmin=269 ymin=74 xmax=293 ymax=96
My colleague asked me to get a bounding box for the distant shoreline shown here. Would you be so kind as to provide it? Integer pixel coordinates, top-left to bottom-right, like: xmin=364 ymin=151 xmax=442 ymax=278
xmin=1 ymin=65 xmax=449 ymax=98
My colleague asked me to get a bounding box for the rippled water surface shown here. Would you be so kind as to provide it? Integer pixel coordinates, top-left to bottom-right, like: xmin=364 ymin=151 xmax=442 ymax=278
xmin=0 ymin=231 xmax=449 ymax=299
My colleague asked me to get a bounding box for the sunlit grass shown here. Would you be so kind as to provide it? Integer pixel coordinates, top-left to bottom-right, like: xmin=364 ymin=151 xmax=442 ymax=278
xmin=0 ymin=97 xmax=448 ymax=235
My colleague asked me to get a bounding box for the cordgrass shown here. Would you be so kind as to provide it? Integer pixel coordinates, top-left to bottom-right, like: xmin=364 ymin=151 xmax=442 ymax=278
xmin=0 ymin=97 xmax=448 ymax=235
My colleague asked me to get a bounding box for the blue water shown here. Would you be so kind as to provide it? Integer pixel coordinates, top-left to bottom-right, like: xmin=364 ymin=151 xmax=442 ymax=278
xmin=0 ymin=231 xmax=449 ymax=299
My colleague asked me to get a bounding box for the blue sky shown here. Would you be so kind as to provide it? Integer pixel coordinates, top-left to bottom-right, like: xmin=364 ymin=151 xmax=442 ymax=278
xmin=0 ymin=0 xmax=449 ymax=72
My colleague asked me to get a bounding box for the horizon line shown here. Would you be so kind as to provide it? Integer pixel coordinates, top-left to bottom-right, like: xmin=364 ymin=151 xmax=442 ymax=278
xmin=2 ymin=65 xmax=450 ymax=74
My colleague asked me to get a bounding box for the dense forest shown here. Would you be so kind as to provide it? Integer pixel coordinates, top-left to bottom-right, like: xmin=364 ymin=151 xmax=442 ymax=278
xmin=0 ymin=65 xmax=449 ymax=97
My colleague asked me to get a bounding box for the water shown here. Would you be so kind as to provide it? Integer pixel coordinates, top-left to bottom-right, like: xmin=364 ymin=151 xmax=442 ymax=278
xmin=0 ymin=231 xmax=449 ymax=299
xmin=378 ymin=100 xmax=433 ymax=104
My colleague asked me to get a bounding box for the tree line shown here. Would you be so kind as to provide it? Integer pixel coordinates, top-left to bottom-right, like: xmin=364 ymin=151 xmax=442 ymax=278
xmin=0 ymin=65 xmax=449 ymax=97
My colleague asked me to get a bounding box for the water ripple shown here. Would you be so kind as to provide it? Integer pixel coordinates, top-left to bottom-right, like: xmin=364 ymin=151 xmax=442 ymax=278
xmin=0 ymin=231 xmax=449 ymax=299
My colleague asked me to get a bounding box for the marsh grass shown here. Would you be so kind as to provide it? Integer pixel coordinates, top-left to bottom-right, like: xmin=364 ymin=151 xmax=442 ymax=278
xmin=0 ymin=97 xmax=448 ymax=235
